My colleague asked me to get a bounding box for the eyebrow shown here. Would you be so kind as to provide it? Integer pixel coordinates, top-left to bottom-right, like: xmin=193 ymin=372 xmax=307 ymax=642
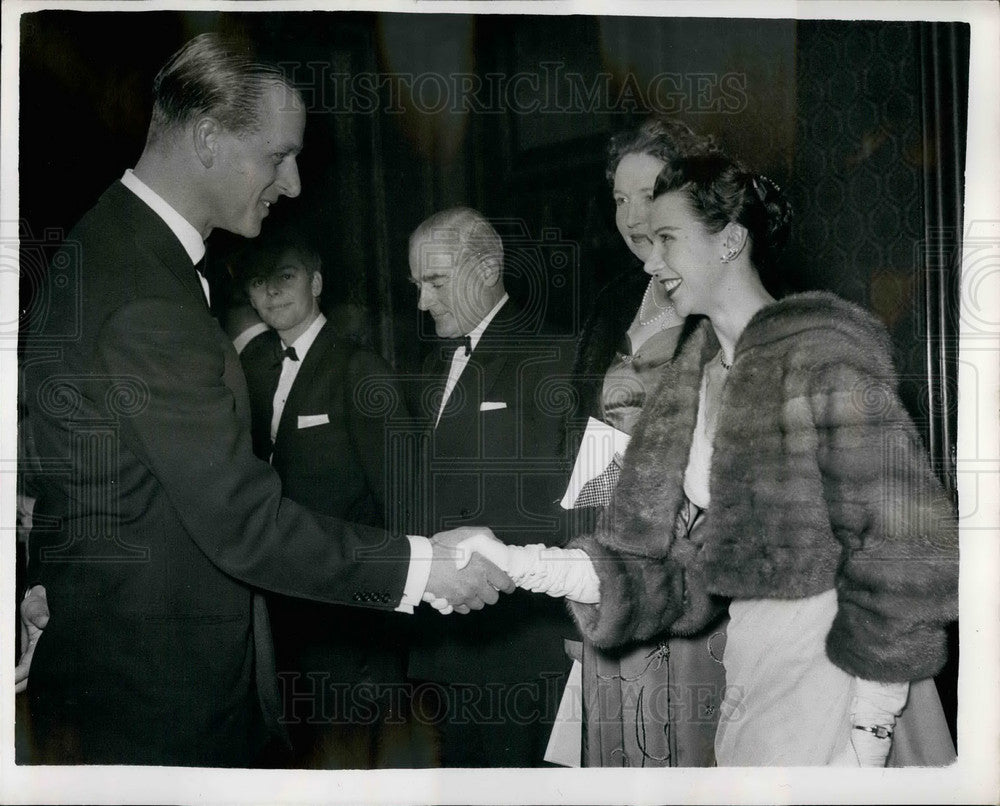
xmin=652 ymin=225 xmax=680 ymax=234
xmin=415 ymin=272 xmax=451 ymax=283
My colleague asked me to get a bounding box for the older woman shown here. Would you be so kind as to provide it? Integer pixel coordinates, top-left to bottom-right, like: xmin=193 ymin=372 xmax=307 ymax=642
xmin=458 ymin=150 xmax=958 ymax=766
xmin=556 ymin=117 xmax=727 ymax=768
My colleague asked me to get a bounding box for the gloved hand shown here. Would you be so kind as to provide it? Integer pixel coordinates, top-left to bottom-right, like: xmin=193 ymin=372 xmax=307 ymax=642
xmin=831 ymin=678 xmax=909 ymax=766
xmin=454 ymin=537 xmax=600 ymax=604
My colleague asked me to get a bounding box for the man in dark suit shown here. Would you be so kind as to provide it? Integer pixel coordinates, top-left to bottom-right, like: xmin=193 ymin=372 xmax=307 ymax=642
xmin=406 ymin=207 xmax=576 ymax=767
xmin=19 ymin=34 xmax=510 ymax=767
xmin=237 ymin=229 xmax=419 ymax=768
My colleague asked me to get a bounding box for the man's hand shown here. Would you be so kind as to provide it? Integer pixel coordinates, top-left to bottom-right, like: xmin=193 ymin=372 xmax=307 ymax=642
xmin=15 ymin=585 xmax=49 ymax=693
xmin=424 ymin=527 xmax=514 ymax=615
xmin=454 ymin=532 xmax=509 ymax=572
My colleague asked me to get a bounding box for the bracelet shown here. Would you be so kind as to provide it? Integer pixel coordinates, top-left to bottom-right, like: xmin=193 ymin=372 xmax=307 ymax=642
xmin=853 ymin=724 xmax=893 ymax=740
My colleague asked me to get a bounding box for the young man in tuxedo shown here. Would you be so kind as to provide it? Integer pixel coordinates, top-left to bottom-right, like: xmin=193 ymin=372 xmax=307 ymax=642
xmin=238 ymin=229 xmax=422 ymax=768
xmin=19 ymin=34 xmax=510 ymax=767
xmin=406 ymin=207 xmax=576 ymax=767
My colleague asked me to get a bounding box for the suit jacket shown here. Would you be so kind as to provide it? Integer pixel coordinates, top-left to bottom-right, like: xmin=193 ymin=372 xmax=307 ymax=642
xmin=407 ymin=301 xmax=577 ymax=684
xmin=241 ymin=320 xmax=413 ymax=686
xmin=239 ymin=327 xmax=281 ymax=460
xmin=23 ymin=182 xmax=412 ymax=766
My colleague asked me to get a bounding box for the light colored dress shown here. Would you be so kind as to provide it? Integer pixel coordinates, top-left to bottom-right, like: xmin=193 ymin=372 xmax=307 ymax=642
xmin=600 ymin=324 xmax=682 ymax=435
xmin=685 ymin=356 xmax=955 ymax=766
xmin=684 ymin=357 xmax=856 ymax=764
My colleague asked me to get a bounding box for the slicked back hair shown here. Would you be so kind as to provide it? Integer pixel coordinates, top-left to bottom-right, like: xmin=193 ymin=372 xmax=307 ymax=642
xmin=148 ymin=32 xmax=296 ymax=143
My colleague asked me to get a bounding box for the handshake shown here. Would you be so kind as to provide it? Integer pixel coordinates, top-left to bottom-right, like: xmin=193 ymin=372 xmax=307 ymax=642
xmin=421 ymin=526 xmax=513 ymax=615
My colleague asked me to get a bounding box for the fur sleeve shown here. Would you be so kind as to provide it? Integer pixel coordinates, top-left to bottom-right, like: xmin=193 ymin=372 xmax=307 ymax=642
xmin=565 ymin=510 xmax=728 ymax=647
xmin=565 ymin=532 xmax=689 ymax=648
xmin=810 ymin=359 xmax=959 ymax=681
xmin=564 ymin=320 xmax=724 ymax=648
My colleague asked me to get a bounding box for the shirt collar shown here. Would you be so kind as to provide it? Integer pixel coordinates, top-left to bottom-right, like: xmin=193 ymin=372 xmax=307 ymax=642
xmin=121 ymin=169 xmax=205 ymax=266
xmin=282 ymin=312 xmax=326 ymax=361
xmin=467 ymin=293 xmax=509 ymax=352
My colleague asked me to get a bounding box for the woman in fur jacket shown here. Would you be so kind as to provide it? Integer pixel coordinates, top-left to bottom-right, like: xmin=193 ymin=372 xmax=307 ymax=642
xmin=455 ymin=151 xmax=959 ymax=766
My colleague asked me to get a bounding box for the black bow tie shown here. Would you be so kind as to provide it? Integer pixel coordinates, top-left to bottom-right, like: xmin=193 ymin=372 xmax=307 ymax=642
xmin=448 ymin=335 xmax=472 ymax=358
xmin=281 ymin=345 xmax=299 ymax=362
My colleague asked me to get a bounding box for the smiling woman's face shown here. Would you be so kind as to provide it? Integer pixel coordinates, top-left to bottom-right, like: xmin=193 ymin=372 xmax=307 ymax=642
xmin=613 ymin=152 xmax=666 ymax=262
xmin=643 ymin=190 xmax=727 ymax=318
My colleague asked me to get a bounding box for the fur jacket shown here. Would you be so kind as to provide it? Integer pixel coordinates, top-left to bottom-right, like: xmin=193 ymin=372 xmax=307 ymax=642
xmin=567 ymin=291 xmax=959 ymax=683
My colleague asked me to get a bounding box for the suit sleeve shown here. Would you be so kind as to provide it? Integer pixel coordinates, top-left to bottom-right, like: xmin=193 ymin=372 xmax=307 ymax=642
xmin=810 ymin=361 xmax=958 ymax=681
xmin=344 ymin=348 xmax=414 ymax=532
xmin=97 ymin=299 xmax=411 ymax=609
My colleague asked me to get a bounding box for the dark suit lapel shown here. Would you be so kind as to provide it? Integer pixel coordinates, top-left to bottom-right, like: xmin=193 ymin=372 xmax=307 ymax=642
xmin=469 ymin=342 xmax=511 ymax=403
xmin=467 ymin=300 xmax=521 ymax=405
xmin=435 ymin=302 xmax=517 ymax=445
xmin=110 ymin=181 xmax=209 ymax=311
xmin=276 ymin=320 xmax=335 ymax=445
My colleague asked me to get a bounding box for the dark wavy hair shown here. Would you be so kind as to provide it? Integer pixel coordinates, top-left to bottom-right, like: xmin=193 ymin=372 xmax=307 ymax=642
xmin=148 ymin=32 xmax=295 ymax=142
xmin=652 ymin=153 xmax=793 ymax=280
xmin=236 ymin=224 xmax=322 ymax=288
xmin=605 ymin=116 xmax=720 ymax=186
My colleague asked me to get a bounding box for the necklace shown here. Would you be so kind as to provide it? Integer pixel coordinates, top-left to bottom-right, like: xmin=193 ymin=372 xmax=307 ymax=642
xmin=637 ymin=279 xmax=675 ymax=327
xmin=718 ymin=351 xmax=732 ymax=371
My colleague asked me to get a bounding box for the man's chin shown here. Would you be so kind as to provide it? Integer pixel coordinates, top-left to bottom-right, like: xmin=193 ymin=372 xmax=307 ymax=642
xmin=433 ymin=321 xmax=460 ymax=339
xmin=228 ymin=216 xmax=263 ymax=239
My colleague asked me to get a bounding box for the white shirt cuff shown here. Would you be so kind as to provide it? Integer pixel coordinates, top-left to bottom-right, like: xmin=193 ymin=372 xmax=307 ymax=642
xmin=395 ymin=535 xmax=433 ymax=614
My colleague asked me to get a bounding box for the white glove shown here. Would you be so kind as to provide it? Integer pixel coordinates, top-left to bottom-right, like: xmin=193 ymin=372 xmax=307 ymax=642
xmin=832 ymin=678 xmax=909 ymax=766
xmin=456 ymin=537 xmax=600 ymax=604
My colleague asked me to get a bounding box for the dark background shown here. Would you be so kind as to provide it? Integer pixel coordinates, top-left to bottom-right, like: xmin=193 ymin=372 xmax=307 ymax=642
xmin=17 ymin=9 xmax=968 ymax=742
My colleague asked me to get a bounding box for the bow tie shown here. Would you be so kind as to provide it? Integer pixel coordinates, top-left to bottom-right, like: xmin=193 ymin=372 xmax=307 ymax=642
xmin=447 ymin=335 xmax=472 ymax=358
xmin=281 ymin=345 xmax=299 ymax=362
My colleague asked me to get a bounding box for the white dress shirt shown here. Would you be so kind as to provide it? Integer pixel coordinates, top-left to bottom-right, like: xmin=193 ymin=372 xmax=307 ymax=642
xmin=270 ymin=313 xmax=326 ymax=444
xmin=435 ymin=293 xmax=509 ymax=427
xmin=120 ymin=169 xmax=209 ymax=306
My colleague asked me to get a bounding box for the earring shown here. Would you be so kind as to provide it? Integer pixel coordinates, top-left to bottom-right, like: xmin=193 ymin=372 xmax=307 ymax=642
xmin=721 ymin=248 xmax=738 ymax=262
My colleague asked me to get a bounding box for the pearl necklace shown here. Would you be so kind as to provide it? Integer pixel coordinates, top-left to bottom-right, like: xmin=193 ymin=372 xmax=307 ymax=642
xmin=637 ymin=279 xmax=675 ymax=328
xmin=718 ymin=351 xmax=732 ymax=371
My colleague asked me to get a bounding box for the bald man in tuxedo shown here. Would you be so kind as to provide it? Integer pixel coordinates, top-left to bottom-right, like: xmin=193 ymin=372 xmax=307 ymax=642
xmin=406 ymin=207 xmax=576 ymax=767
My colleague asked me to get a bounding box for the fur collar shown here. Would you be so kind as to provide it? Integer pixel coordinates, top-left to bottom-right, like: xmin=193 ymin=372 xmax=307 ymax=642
xmin=599 ymin=290 xmax=898 ymax=560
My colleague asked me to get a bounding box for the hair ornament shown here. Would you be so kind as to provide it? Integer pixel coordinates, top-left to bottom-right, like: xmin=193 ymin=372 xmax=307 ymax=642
xmin=752 ymin=173 xmax=782 ymax=203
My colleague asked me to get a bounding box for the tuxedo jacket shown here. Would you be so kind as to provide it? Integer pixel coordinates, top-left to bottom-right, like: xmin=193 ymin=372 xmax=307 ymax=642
xmin=241 ymin=320 xmax=413 ymax=686
xmin=408 ymin=302 xmax=577 ymax=684
xmin=23 ymin=182 xmax=411 ymax=766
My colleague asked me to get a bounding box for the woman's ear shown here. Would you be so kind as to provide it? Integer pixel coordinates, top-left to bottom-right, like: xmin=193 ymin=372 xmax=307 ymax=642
xmin=720 ymin=222 xmax=749 ymax=263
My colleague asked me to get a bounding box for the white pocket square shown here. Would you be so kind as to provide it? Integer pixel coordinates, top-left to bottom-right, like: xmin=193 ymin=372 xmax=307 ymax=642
xmin=297 ymin=413 xmax=330 ymax=429
xmin=479 ymin=401 xmax=507 ymax=412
